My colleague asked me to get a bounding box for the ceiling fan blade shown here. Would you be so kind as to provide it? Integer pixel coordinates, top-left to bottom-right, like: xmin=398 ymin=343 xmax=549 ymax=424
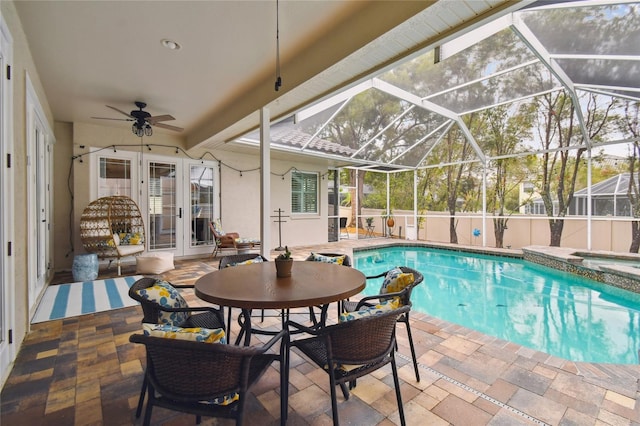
xmin=106 ymin=105 xmax=134 ymax=118
xmin=154 ymin=122 xmax=184 ymax=132
xmin=91 ymin=116 xmax=133 ymax=121
xmin=147 ymin=114 xmax=175 ymax=123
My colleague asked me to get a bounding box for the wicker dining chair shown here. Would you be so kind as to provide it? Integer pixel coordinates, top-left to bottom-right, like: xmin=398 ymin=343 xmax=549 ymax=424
xmin=342 ymin=266 xmax=424 ymax=382
xmin=129 ymin=277 xmax=225 ymax=330
xmin=130 ymin=329 xmax=288 ymax=426
xmin=286 ymin=305 xmax=409 ymax=426
xmin=219 ymin=254 xmax=270 ymax=329
xmin=128 ymin=277 xmax=227 ymax=418
xmin=304 ymin=252 xmax=352 ymax=326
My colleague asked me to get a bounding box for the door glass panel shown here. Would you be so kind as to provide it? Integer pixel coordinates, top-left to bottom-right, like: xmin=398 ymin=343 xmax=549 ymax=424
xmin=36 ymin=128 xmax=46 ymax=286
xmin=148 ymin=161 xmax=176 ymax=250
xmin=190 ymin=165 xmax=215 ymax=246
xmin=98 ymin=157 xmax=132 ymax=197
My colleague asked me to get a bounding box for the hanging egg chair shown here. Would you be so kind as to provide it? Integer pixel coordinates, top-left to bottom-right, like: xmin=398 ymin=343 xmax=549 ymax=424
xmin=79 ymin=196 xmax=145 ymax=274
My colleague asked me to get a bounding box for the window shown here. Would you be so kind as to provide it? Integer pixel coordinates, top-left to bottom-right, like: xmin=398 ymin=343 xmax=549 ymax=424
xmin=292 ymin=171 xmax=318 ymax=214
xmin=98 ymin=157 xmax=132 ymax=197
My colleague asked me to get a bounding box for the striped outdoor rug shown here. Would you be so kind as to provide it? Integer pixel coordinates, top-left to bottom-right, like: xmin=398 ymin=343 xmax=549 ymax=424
xmin=32 ymin=275 xmax=143 ymax=323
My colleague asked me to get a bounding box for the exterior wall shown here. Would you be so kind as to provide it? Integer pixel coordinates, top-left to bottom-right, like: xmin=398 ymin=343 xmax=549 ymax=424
xmin=69 ymin=122 xmax=185 ymax=268
xmin=52 ymin=122 xmax=73 ymax=270
xmin=64 ymin=123 xmax=331 ymax=265
xmin=356 ymin=208 xmax=636 ymax=252
xmin=375 ymin=211 xmax=636 ymax=252
xmin=215 ymin=151 xmax=331 ymax=248
xmin=2 ymin=0 xmax=55 ymax=372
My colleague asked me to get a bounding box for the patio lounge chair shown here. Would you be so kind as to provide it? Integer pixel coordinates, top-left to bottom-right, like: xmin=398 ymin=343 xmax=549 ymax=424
xmin=209 ymin=218 xmax=240 ymax=258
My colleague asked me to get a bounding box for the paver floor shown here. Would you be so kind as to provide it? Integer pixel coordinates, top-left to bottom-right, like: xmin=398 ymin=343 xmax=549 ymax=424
xmin=2 ymin=239 xmax=639 ymax=425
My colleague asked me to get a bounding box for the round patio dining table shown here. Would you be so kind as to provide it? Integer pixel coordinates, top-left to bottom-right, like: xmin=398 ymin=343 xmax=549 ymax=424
xmin=195 ymin=261 xmax=366 ymax=345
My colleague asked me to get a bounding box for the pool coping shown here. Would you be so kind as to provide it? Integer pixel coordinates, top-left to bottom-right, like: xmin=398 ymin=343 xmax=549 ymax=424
xmin=352 ymin=240 xmax=523 ymax=259
xmin=522 ymin=245 xmax=640 ymax=294
xmin=353 ymin=241 xmax=640 ymax=295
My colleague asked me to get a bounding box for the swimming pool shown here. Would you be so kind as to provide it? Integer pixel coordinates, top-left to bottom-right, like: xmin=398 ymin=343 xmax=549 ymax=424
xmin=353 ymin=246 xmax=640 ymax=364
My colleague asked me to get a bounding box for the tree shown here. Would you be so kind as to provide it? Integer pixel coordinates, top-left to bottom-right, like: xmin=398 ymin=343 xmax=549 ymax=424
xmin=480 ymin=103 xmax=535 ymax=247
xmin=621 ymin=101 xmax=640 ymax=252
xmin=535 ymin=91 xmax=616 ymax=246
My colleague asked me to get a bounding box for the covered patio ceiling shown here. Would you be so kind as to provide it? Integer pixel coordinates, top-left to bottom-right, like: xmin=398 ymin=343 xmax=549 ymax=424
xmin=239 ymin=0 xmax=640 ymax=172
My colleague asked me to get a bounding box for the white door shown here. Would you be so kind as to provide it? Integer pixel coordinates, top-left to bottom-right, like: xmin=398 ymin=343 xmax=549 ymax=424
xmin=26 ymin=76 xmax=52 ymax=311
xmin=35 ymin=128 xmax=50 ymax=290
xmin=0 ymin=16 xmax=14 ymax=385
xmin=92 ymin=153 xmax=217 ymax=258
xmin=143 ymin=155 xmax=183 ymax=254
xmin=182 ymin=160 xmax=219 ymax=257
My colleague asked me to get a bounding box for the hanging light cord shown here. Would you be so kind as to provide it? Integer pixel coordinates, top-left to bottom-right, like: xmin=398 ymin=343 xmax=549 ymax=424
xmin=275 ymin=0 xmax=282 ymax=91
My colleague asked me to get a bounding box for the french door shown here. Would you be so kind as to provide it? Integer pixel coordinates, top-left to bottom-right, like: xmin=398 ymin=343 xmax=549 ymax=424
xmin=184 ymin=161 xmax=217 ymax=256
xmin=139 ymin=155 xmax=218 ymax=257
xmin=26 ymin=75 xmax=53 ymax=313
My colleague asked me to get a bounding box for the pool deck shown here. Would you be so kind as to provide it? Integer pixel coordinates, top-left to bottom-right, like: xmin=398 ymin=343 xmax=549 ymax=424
xmin=2 ymin=238 xmax=640 ymax=425
xmin=294 ymin=239 xmax=640 ymax=425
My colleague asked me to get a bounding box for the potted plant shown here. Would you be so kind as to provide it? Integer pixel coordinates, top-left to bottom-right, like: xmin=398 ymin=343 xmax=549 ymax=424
xmin=275 ymin=246 xmax=293 ymax=277
xmin=365 ymin=217 xmax=374 ymax=228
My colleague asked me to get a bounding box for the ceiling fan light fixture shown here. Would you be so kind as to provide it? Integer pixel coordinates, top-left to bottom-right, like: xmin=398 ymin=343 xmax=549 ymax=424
xmin=132 ymin=123 xmax=144 ymax=137
xmin=144 ymin=123 xmax=153 ymax=136
xmin=161 ymin=39 xmax=181 ymax=50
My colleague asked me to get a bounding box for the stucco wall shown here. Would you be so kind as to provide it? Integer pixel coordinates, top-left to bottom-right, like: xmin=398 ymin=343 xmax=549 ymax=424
xmin=2 ymin=0 xmax=55 ymax=369
xmin=60 ymin=122 xmax=331 ymax=268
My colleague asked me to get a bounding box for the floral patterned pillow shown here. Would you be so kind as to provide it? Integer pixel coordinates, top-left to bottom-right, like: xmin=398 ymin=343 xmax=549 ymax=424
xmin=212 ymin=218 xmax=225 ymax=235
xmin=338 ymin=298 xmax=400 ymax=322
xmin=135 ymin=280 xmax=190 ymax=326
xmin=118 ymin=232 xmax=143 ymax=245
xmin=379 ymin=267 xmax=414 ymax=295
xmin=226 ymin=256 xmax=264 ymax=267
xmin=141 ymin=323 xmax=238 ymax=405
xmin=310 ymin=252 xmax=346 ymax=265
xmin=142 ymin=323 xmax=226 ymax=343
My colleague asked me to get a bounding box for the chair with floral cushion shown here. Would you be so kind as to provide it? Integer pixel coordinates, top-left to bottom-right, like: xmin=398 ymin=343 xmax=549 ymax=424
xmin=286 ymin=305 xmax=409 ymax=426
xmin=128 ymin=277 xmax=227 ymax=417
xmin=342 ymin=266 xmax=423 ymax=382
xmin=219 ymin=254 xmax=269 ymax=333
xmin=130 ymin=324 xmax=288 ymax=426
xmin=304 ymin=252 xmax=352 ymax=326
xmin=209 ymin=218 xmax=241 ymax=259
xmin=129 ymin=277 xmax=225 ymax=330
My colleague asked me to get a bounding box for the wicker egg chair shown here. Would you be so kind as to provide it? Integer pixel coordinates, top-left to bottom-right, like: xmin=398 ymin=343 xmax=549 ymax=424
xmin=80 ymin=196 xmax=145 ymax=274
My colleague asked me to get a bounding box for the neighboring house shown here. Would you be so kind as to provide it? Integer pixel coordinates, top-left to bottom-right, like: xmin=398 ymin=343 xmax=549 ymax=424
xmin=521 ymin=173 xmax=639 ymax=217
xmin=571 ymin=173 xmax=638 ymax=217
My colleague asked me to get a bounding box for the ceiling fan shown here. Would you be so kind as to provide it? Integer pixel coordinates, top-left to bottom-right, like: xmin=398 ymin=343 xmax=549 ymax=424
xmin=91 ymin=101 xmax=183 ymax=137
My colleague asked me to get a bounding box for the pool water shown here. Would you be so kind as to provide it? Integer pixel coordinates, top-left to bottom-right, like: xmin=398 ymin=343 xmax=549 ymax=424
xmin=353 ymin=246 xmax=640 ymax=364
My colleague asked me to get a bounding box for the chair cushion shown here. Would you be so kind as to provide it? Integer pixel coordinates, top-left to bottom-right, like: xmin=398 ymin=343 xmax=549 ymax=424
xmin=213 ymin=218 xmax=225 ymax=235
xmin=379 ymin=267 xmax=414 ymax=294
xmin=142 ymin=323 xmax=238 ymax=405
xmin=309 ymin=252 xmax=346 ymax=265
xmin=142 ymin=323 xmax=226 ymax=344
xmin=118 ymin=232 xmax=143 ymax=245
xmin=135 ymin=280 xmax=189 ymax=326
xmin=225 ymin=256 xmax=264 ymax=267
xmin=338 ymin=298 xmax=400 ymax=322
xmin=117 ymin=244 xmax=145 ymax=256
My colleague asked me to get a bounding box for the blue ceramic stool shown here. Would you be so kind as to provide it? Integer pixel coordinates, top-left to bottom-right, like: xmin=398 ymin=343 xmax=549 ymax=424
xmin=72 ymin=253 xmax=99 ymax=282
